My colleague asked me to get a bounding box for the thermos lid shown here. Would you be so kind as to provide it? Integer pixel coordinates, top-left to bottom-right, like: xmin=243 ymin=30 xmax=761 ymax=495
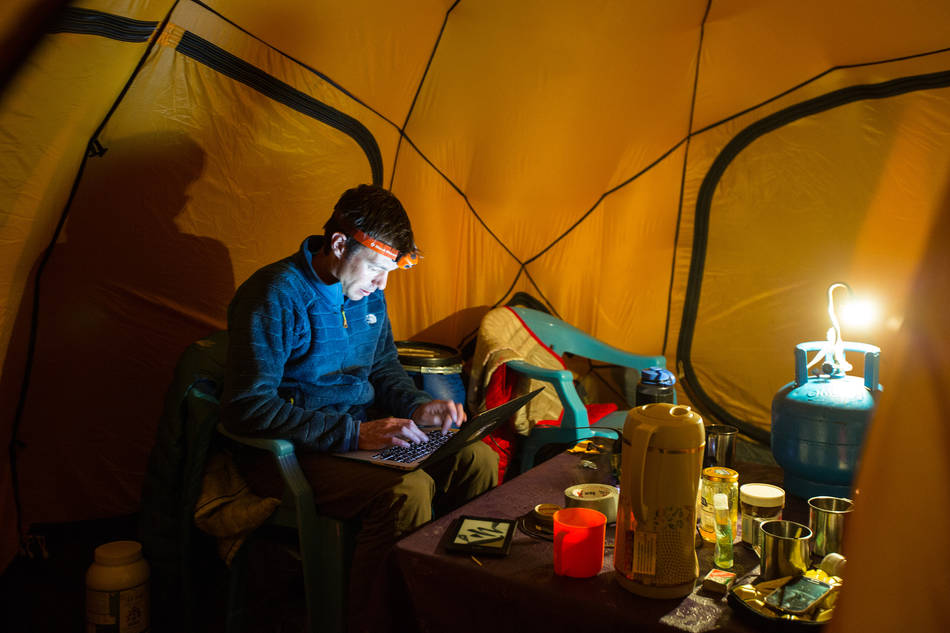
xmin=625 ymin=403 xmax=704 ymax=450
xmin=639 ymin=367 xmax=676 ymax=386
xmin=394 ymin=341 xmax=462 ymax=371
xmin=633 ymin=402 xmax=700 ymax=422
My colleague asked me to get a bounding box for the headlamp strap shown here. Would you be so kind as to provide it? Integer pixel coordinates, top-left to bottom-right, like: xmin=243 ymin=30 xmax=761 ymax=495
xmin=335 ymin=215 xmax=417 ymax=268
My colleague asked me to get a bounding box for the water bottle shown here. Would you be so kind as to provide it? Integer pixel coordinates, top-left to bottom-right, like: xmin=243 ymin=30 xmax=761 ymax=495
xmin=635 ymin=367 xmax=676 ymax=406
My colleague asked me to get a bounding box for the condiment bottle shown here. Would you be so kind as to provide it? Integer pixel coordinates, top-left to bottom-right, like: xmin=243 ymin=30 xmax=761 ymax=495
xmin=699 ymin=466 xmax=738 ymax=543
xmin=713 ymin=493 xmax=734 ymax=568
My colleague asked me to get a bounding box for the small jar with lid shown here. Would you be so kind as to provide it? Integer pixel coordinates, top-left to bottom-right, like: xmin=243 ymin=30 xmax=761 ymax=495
xmin=86 ymin=540 xmax=150 ymax=633
xmin=739 ymin=483 xmax=785 ymax=553
xmin=699 ymin=466 xmax=739 ymax=543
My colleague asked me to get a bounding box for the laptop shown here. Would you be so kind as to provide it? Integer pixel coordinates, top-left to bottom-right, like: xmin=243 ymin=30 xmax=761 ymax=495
xmin=334 ymin=388 xmax=542 ymax=471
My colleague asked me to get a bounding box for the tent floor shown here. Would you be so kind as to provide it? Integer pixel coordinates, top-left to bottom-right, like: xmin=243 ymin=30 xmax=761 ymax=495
xmin=0 ymin=514 xmax=309 ymax=633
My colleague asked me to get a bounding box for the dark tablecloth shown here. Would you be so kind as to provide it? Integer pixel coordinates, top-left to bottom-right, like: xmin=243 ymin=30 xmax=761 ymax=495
xmin=394 ymin=449 xmax=812 ymax=633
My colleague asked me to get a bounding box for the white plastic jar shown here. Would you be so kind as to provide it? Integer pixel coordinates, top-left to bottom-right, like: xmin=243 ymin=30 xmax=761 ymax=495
xmin=85 ymin=540 xmax=150 ymax=633
xmin=739 ymin=483 xmax=786 ymax=551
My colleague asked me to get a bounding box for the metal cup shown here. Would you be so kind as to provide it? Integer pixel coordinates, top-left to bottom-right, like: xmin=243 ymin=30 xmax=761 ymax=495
xmin=808 ymin=496 xmax=854 ymax=557
xmin=759 ymin=520 xmax=812 ymax=580
xmin=703 ymin=424 xmax=738 ymax=469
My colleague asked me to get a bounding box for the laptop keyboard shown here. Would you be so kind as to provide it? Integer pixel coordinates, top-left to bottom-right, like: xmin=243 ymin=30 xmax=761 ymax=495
xmin=373 ymin=429 xmax=453 ymax=463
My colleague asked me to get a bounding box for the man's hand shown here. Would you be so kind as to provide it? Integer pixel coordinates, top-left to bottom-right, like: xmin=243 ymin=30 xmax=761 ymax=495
xmin=357 ymin=417 xmax=428 ymax=450
xmin=411 ymin=400 xmax=467 ymax=433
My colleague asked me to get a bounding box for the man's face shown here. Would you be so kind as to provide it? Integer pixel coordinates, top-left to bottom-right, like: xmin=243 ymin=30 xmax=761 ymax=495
xmin=338 ymin=244 xmax=399 ymax=301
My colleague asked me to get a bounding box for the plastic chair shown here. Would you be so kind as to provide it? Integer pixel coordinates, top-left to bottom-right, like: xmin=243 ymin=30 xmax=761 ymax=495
xmin=507 ymin=306 xmax=675 ymax=474
xmin=143 ymin=331 xmax=354 ymax=633
xmin=217 ymin=424 xmax=356 ymax=633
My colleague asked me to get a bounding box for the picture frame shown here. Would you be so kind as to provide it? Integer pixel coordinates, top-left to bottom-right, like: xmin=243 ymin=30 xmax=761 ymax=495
xmin=443 ymin=515 xmax=516 ymax=556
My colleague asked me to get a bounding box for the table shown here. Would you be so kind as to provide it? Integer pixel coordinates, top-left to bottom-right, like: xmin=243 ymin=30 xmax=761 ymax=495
xmin=394 ymin=449 xmax=811 ymax=633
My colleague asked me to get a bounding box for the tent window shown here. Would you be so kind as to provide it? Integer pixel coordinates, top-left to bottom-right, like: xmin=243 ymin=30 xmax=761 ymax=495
xmin=678 ymin=67 xmax=950 ymax=444
xmin=49 ymin=7 xmax=158 ymax=43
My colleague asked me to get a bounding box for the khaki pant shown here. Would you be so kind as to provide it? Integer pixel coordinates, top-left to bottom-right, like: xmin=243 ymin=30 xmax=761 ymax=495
xmin=238 ymin=440 xmax=499 ymax=631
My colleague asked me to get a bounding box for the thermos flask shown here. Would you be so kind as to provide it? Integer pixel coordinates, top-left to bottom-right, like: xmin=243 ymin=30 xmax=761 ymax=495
xmin=614 ymin=403 xmax=705 ymax=598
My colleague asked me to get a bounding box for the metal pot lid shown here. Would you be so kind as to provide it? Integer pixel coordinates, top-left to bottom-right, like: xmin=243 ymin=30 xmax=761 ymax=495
xmin=395 ymin=341 xmax=463 ymax=367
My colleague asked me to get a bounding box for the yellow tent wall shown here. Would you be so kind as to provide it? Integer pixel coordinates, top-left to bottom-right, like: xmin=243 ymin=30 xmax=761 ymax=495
xmin=1 ymin=0 xmax=949 ymax=574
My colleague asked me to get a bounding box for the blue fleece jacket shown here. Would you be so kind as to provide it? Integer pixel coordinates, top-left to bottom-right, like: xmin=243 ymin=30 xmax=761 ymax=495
xmin=220 ymin=236 xmax=431 ymax=452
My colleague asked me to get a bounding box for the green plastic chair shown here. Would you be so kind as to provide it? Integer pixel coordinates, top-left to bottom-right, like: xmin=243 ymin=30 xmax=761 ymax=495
xmin=507 ymin=306 xmax=675 ymax=474
xmin=145 ymin=330 xmax=354 ymax=632
xmin=217 ymin=424 xmax=356 ymax=633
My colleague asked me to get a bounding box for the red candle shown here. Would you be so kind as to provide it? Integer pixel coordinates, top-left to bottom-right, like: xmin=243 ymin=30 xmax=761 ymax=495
xmin=553 ymin=507 xmax=606 ymax=577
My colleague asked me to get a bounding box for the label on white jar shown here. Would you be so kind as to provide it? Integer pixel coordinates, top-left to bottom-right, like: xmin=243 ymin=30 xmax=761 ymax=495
xmin=86 ymin=582 xmax=149 ymax=633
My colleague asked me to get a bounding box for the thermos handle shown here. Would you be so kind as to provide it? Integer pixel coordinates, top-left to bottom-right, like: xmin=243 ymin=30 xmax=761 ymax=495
xmin=627 ymin=420 xmax=657 ymax=524
xmin=793 ymin=341 xmax=882 ymax=391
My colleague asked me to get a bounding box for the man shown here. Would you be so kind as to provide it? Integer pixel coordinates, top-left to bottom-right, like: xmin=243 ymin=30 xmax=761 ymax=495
xmin=221 ymin=184 xmax=498 ymax=630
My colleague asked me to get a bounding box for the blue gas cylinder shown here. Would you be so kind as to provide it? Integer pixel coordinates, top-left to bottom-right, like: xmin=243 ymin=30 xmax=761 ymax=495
xmin=770 ymin=341 xmax=881 ymax=500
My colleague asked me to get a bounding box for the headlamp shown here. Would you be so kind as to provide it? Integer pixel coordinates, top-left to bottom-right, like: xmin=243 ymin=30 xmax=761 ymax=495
xmin=347 ymin=226 xmax=418 ymax=269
